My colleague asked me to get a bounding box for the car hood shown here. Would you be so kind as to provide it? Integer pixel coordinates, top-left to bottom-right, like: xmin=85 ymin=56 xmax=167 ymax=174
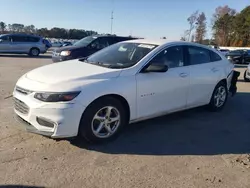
xmin=55 ymin=45 xmax=84 ymax=52
xmin=25 ymin=60 xmax=121 ymax=84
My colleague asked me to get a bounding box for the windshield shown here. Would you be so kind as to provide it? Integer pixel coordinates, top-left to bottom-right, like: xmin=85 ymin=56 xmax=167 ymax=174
xmin=229 ymin=50 xmax=243 ymax=54
xmin=73 ymin=36 xmax=97 ymax=47
xmin=82 ymin=42 xmax=158 ymax=69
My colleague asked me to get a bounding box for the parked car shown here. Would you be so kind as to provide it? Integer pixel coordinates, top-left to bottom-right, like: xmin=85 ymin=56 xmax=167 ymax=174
xmin=62 ymin=41 xmax=72 ymax=47
xmin=52 ymin=35 xmax=138 ymax=62
xmin=51 ymin=41 xmax=63 ymax=47
xmin=13 ymin=40 xmax=238 ymax=143
xmin=244 ymin=64 xmax=250 ymax=82
xmin=225 ymin=49 xmax=250 ymax=64
xmin=219 ymin=49 xmax=230 ymax=56
xmin=0 ymin=34 xmax=49 ymax=56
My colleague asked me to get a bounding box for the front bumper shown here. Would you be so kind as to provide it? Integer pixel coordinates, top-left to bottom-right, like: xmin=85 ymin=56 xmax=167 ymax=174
xmin=13 ymin=89 xmax=85 ymax=138
xmin=52 ymin=55 xmax=72 ymax=62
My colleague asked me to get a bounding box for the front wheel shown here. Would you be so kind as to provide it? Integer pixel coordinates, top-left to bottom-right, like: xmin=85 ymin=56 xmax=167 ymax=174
xmin=208 ymin=82 xmax=228 ymax=111
xmin=244 ymin=70 xmax=250 ymax=82
xmin=79 ymin=97 xmax=127 ymax=143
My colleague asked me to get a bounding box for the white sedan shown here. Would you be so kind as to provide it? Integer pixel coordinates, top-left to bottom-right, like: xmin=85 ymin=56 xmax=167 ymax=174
xmin=13 ymin=39 xmax=237 ymax=143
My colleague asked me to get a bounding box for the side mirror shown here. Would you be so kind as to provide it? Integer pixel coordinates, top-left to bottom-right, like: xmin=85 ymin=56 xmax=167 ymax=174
xmin=0 ymin=39 xmax=2 ymax=43
xmin=143 ymin=63 xmax=168 ymax=73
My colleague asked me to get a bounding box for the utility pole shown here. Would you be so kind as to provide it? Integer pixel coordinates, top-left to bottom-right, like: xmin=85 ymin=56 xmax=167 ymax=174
xmin=111 ymin=11 xmax=114 ymax=34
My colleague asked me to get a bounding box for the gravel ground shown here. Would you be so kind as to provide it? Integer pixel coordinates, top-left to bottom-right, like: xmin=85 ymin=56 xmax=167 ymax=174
xmin=0 ymin=54 xmax=249 ymax=188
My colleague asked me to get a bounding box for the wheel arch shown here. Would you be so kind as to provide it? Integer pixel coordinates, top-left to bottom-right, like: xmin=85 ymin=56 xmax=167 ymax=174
xmin=82 ymin=93 xmax=131 ymax=123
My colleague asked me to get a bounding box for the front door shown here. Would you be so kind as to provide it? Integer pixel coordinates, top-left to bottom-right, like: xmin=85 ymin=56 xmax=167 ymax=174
xmin=87 ymin=37 xmax=111 ymax=56
xmin=0 ymin=35 xmax=11 ymax=52
xmin=136 ymin=45 xmax=190 ymax=119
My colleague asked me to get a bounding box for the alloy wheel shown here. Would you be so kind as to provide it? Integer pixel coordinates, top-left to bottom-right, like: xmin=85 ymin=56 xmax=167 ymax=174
xmin=91 ymin=106 xmax=121 ymax=138
xmin=214 ymin=86 xmax=227 ymax=108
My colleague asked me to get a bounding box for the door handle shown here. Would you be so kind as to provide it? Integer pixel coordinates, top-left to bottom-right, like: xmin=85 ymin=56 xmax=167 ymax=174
xmin=211 ymin=67 xmax=219 ymax=72
xmin=179 ymin=73 xmax=188 ymax=78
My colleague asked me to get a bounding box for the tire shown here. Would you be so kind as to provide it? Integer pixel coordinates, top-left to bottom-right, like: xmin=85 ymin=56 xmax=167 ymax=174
xmin=244 ymin=70 xmax=250 ymax=82
xmin=208 ymin=82 xmax=228 ymax=112
xmin=79 ymin=97 xmax=128 ymax=144
xmin=29 ymin=48 xmax=40 ymax=56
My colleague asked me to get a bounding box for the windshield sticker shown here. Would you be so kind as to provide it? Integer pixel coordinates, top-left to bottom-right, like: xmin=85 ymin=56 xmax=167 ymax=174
xmin=138 ymin=44 xmax=155 ymax=49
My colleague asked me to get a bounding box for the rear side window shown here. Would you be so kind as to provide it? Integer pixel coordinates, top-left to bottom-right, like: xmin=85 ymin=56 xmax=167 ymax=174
xmin=188 ymin=46 xmax=210 ymax=65
xmin=210 ymin=51 xmax=222 ymax=62
xmin=27 ymin=36 xmax=40 ymax=42
xmin=11 ymin=36 xmax=27 ymax=42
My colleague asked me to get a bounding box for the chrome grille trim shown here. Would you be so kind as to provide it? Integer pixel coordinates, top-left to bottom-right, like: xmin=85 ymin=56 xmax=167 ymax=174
xmin=15 ymin=86 xmax=33 ymax=95
xmin=14 ymin=98 xmax=29 ymax=114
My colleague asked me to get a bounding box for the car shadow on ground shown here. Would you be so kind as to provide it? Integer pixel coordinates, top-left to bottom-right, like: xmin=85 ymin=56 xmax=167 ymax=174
xmin=0 ymin=54 xmax=51 ymax=59
xmin=71 ymin=92 xmax=250 ymax=156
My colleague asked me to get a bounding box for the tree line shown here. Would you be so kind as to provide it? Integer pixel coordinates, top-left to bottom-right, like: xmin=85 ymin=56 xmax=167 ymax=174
xmin=182 ymin=5 xmax=250 ymax=47
xmin=0 ymin=23 xmax=98 ymax=40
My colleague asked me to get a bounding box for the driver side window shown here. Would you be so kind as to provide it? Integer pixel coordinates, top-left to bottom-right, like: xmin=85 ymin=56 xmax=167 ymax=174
xmin=0 ymin=36 xmax=10 ymax=42
xmin=91 ymin=37 xmax=110 ymax=50
xmin=150 ymin=46 xmax=184 ymax=68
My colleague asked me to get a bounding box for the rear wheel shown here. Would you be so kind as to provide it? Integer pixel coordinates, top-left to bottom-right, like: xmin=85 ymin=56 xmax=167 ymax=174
xmin=29 ymin=48 xmax=40 ymax=56
xmin=208 ymin=82 xmax=228 ymax=111
xmin=244 ymin=70 xmax=250 ymax=82
xmin=79 ymin=97 xmax=127 ymax=143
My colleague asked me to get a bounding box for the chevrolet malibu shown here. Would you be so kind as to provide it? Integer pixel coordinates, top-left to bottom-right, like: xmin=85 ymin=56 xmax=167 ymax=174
xmin=13 ymin=40 xmax=237 ymax=143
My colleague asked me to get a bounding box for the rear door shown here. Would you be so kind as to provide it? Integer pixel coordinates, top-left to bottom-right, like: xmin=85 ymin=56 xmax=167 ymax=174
xmin=10 ymin=35 xmax=30 ymax=53
xmin=0 ymin=35 xmax=11 ymax=52
xmin=186 ymin=46 xmax=223 ymax=107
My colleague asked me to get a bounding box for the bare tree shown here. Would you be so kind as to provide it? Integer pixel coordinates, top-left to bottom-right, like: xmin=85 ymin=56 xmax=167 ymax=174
xmin=187 ymin=10 xmax=199 ymax=41
xmin=180 ymin=30 xmax=189 ymax=41
xmin=195 ymin=12 xmax=207 ymax=43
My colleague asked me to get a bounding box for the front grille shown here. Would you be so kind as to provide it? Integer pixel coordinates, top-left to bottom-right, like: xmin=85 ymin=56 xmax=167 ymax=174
xmin=14 ymin=98 xmax=29 ymax=114
xmin=53 ymin=51 xmax=60 ymax=56
xmin=15 ymin=86 xmax=33 ymax=95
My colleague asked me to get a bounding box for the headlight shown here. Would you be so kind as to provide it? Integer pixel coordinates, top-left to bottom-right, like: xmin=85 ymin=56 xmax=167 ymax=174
xmin=60 ymin=51 xmax=71 ymax=56
xmin=34 ymin=91 xmax=80 ymax=102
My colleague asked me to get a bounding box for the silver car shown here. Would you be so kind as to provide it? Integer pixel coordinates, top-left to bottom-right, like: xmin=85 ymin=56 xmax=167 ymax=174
xmin=0 ymin=34 xmax=48 ymax=56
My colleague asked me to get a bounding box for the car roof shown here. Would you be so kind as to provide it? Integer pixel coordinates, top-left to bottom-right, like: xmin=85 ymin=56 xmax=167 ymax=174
xmin=0 ymin=33 xmax=41 ymax=38
xmin=92 ymin=35 xmax=137 ymax=39
xmin=122 ymin=39 xmax=212 ymax=48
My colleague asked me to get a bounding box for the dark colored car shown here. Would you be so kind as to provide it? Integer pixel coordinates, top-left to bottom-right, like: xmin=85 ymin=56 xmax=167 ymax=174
xmin=225 ymin=49 xmax=250 ymax=64
xmin=52 ymin=35 xmax=138 ymax=62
